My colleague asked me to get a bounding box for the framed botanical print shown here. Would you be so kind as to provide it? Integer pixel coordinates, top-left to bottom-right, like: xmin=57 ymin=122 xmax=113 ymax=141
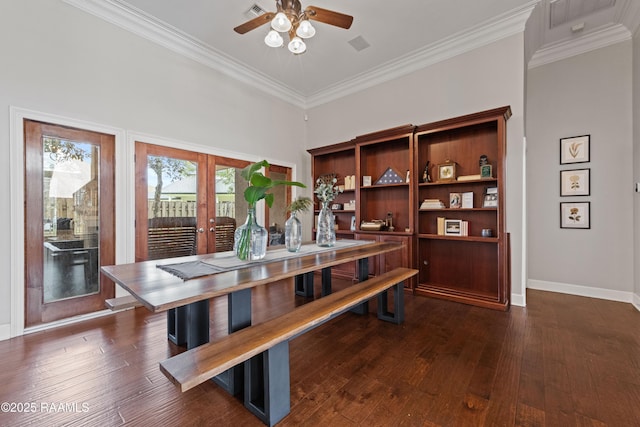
xmin=560 ymin=135 xmax=590 ymax=164
xmin=560 ymin=202 xmax=590 ymax=229
xmin=560 ymin=168 xmax=590 ymax=196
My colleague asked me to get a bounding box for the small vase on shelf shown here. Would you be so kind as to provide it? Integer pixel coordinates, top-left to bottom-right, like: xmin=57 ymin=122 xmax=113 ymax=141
xmin=284 ymin=211 xmax=303 ymax=252
xmin=316 ymin=201 xmax=336 ymax=247
xmin=234 ymin=207 xmax=268 ymax=261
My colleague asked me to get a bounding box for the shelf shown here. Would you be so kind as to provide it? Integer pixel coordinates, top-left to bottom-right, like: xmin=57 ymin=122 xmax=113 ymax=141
xmin=360 ymin=183 xmax=409 ymax=189
xmin=418 ymin=233 xmax=499 ymax=243
xmin=314 ymin=210 xmax=356 ymax=213
xmin=419 ymin=178 xmax=497 ymax=187
xmin=312 ymin=229 xmax=355 ymax=237
xmin=357 ymin=230 xmax=413 ymax=236
xmin=418 ymin=208 xmax=497 ymax=212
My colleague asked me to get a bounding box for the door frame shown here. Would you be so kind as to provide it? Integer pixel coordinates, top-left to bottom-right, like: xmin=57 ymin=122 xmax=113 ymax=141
xmin=24 ymin=120 xmax=116 ymax=326
xmin=9 ymin=107 xmax=127 ymax=338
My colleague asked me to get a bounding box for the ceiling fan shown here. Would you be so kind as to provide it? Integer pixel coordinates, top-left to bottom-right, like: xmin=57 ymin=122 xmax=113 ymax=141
xmin=234 ymin=0 xmax=354 ymax=54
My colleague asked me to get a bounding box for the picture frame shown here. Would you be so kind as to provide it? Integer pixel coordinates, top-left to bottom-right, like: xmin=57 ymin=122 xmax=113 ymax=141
xmin=350 ymin=215 xmax=356 ymax=232
xmin=560 ymin=168 xmax=590 ymax=196
xmin=480 ymin=164 xmax=492 ymax=178
xmin=482 ymin=186 xmax=498 ymax=208
xmin=560 ymin=202 xmax=590 ymax=229
xmin=437 ymin=161 xmax=456 ymax=182
xmin=444 ymin=219 xmax=462 ymax=236
xmin=362 ymin=175 xmax=372 ymax=187
xmin=560 ymin=135 xmax=590 ymax=164
xmin=449 ymin=192 xmax=461 ymax=208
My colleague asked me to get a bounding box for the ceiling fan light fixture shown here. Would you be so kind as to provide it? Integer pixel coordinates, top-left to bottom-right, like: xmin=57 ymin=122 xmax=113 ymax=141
xmin=288 ymin=36 xmax=306 ymax=54
xmin=296 ymin=19 xmax=315 ymax=39
xmin=264 ymin=30 xmax=283 ymax=47
xmin=271 ymin=12 xmax=292 ymax=32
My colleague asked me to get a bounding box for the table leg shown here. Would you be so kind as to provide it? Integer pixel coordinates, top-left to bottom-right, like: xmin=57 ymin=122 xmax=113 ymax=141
xmin=321 ymin=267 xmax=332 ymax=296
xmin=351 ymin=258 xmax=369 ymax=315
xmin=167 ymin=306 xmax=187 ymax=346
xmin=186 ymin=299 xmax=210 ymax=349
xmin=168 ymin=300 xmax=210 ymax=349
xmin=294 ymin=272 xmax=314 ymax=298
xmin=213 ymin=287 xmax=252 ymax=396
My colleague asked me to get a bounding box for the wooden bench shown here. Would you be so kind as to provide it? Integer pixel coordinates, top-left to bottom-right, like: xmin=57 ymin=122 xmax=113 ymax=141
xmin=159 ymin=267 xmax=418 ymax=426
xmin=105 ymin=295 xmax=142 ymax=311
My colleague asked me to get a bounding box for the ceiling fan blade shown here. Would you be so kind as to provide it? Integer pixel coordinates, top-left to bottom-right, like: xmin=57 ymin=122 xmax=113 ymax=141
xmin=234 ymin=12 xmax=275 ymax=34
xmin=305 ymin=6 xmax=353 ymax=29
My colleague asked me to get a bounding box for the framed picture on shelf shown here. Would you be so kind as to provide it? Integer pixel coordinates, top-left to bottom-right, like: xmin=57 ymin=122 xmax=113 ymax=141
xmin=437 ymin=161 xmax=456 ymax=182
xmin=444 ymin=219 xmax=462 ymax=236
xmin=480 ymin=164 xmax=492 ymax=178
xmin=560 ymin=168 xmax=590 ymax=196
xmin=350 ymin=215 xmax=356 ymax=231
xmin=560 ymin=135 xmax=590 ymax=164
xmin=560 ymin=202 xmax=590 ymax=229
xmin=482 ymin=187 xmax=498 ymax=208
xmin=449 ymin=192 xmax=461 ymax=208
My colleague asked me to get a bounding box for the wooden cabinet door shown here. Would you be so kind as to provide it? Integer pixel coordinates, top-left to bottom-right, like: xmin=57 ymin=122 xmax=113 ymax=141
xmin=378 ymin=234 xmax=413 ymax=290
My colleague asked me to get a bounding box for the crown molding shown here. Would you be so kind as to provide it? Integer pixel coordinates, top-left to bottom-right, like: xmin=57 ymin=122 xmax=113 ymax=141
xmin=528 ymin=23 xmax=631 ymax=69
xmin=62 ymin=0 xmax=307 ymax=108
xmin=64 ymin=0 xmax=536 ymax=109
xmin=305 ymin=1 xmax=538 ymax=108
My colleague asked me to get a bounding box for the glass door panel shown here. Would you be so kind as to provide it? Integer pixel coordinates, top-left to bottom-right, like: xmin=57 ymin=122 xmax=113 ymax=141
xmin=42 ymin=138 xmax=100 ymax=302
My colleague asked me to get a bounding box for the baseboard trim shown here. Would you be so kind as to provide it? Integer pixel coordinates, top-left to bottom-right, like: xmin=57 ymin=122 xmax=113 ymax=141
xmin=0 ymin=324 xmax=10 ymax=341
xmin=528 ymin=279 xmax=635 ymax=305
xmin=510 ymin=293 xmax=526 ymax=307
xmin=633 ymin=293 xmax=640 ymax=312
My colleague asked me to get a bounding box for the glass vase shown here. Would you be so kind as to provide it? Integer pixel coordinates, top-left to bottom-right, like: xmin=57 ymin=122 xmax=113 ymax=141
xmin=316 ymin=201 xmax=336 ymax=247
xmin=234 ymin=207 xmax=267 ymax=261
xmin=284 ymin=211 xmax=303 ymax=252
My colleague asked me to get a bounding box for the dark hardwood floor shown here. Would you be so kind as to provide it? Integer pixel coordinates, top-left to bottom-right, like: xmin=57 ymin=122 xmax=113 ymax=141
xmin=1 ymin=279 xmax=639 ymax=426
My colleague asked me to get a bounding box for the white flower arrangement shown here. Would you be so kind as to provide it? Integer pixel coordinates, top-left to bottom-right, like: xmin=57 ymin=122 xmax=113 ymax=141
xmin=314 ymin=174 xmax=343 ymax=203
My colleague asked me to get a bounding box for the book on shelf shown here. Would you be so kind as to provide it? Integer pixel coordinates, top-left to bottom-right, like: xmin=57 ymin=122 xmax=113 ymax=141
xmin=437 ymin=217 xmax=445 ymax=235
xmin=457 ymin=174 xmax=481 ymax=181
xmin=421 ymin=199 xmax=445 ymax=209
xmin=461 ymin=192 xmax=474 ymax=208
xmin=438 ymin=217 xmax=469 ymax=236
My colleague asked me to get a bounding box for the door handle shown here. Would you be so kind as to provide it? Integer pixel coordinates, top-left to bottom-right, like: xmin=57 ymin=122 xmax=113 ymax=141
xmin=209 ymin=227 xmax=215 ymax=232
xmin=197 ymin=227 xmax=205 ymax=233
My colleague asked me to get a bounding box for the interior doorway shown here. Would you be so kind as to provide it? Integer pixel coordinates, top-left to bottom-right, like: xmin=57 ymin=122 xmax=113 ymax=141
xmin=24 ymin=120 xmax=116 ymax=327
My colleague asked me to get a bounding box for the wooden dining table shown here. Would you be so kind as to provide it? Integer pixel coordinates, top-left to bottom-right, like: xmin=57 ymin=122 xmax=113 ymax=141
xmin=101 ymin=239 xmax=403 ymax=394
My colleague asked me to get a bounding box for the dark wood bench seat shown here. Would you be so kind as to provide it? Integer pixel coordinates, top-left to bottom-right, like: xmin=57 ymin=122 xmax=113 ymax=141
xmin=105 ymin=295 xmax=142 ymax=311
xmin=159 ymin=267 xmax=418 ymax=426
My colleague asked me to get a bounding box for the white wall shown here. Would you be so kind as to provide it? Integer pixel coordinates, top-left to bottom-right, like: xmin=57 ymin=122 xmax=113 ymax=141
xmin=306 ymin=34 xmax=527 ymax=306
xmin=0 ymin=0 xmax=309 ymax=336
xmin=527 ymin=41 xmax=634 ymax=301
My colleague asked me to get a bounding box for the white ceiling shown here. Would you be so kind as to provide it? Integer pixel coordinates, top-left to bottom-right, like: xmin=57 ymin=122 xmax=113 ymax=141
xmin=65 ymin=0 xmax=639 ymax=107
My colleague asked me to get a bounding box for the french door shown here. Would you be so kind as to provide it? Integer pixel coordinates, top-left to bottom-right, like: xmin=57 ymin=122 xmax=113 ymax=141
xmin=24 ymin=120 xmax=115 ymax=327
xmin=134 ymin=142 xmax=251 ymax=261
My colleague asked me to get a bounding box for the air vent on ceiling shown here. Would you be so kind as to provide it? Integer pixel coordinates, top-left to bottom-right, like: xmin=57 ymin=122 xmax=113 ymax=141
xmin=348 ymin=36 xmax=370 ymax=52
xmin=549 ymin=0 xmax=616 ymax=28
xmin=245 ymin=4 xmax=266 ymax=19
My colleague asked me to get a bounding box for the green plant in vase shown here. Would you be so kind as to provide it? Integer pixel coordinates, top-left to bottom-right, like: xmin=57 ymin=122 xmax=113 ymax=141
xmin=235 ymin=160 xmax=306 ymax=260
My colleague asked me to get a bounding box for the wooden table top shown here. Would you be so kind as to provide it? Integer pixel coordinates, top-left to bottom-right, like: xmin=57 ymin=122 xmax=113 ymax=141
xmin=101 ymin=240 xmax=403 ymax=313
